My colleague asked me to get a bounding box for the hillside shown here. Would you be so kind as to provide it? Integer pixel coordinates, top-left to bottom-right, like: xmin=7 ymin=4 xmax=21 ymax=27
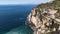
xmin=27 ymin=0 xmax=60 ymax=34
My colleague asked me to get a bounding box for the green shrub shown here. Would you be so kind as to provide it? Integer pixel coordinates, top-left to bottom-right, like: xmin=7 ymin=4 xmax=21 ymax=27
xmin=29 ymin=22 xmax=36 ymax=27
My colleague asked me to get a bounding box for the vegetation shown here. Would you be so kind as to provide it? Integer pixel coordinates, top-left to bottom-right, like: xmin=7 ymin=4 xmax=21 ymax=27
xmin=29 ymin=21 xmax=36 ymax=27
xmin=45 ymin=20 xmax=60 ymax=34
xmin=37 ymin=0 xmax=60 ymax=10
xmin=29 ymin=0 xmax=60 ymax=34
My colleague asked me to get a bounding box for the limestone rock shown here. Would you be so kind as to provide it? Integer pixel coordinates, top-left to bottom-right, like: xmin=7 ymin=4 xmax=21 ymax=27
xmin=27 ymin=0 xmax=60 ymax=34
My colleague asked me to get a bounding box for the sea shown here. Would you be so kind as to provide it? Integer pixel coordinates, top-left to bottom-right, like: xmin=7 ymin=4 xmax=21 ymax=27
xmin=0 ymin=4 xmax=37 ymax=34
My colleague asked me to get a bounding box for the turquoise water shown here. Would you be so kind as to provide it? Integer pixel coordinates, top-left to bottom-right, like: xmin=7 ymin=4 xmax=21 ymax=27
xmin=0 ymin=5 xmax=37 ymax=34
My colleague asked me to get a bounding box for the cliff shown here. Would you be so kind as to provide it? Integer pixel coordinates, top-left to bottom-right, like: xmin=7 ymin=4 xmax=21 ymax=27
xmin=27 ymin=0 xmax=60 ymax=34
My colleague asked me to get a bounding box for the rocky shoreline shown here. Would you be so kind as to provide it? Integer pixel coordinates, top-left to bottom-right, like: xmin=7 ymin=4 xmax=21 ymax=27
xmin=27 ymin=0 xmax=60 ymax=34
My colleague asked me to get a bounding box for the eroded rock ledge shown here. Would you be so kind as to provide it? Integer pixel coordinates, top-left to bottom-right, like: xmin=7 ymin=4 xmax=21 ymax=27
xmin=27 ymin=0 xmax=60 ymax=34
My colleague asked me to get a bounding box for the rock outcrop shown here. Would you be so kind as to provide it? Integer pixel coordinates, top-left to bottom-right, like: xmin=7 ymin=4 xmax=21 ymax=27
xmin=27 ymin=0 xmax=60 ymax=34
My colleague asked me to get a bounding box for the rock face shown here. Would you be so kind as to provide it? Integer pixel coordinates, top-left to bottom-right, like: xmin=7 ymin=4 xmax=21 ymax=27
xmin=27 ymin=0 xmax=60 ymax=34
